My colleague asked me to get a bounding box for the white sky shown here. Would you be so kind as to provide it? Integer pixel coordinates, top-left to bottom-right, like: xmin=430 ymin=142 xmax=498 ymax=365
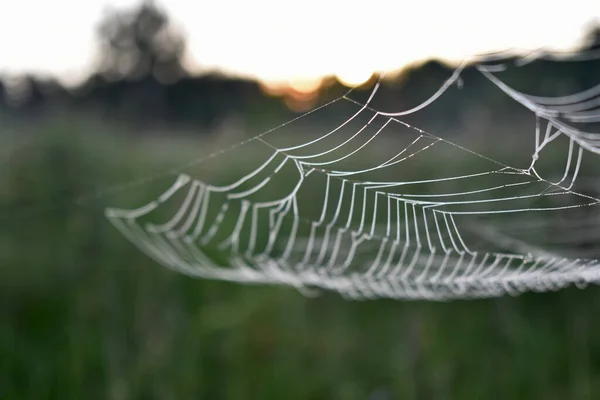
xmin=0 ymin=0 xmax=598 ymax=85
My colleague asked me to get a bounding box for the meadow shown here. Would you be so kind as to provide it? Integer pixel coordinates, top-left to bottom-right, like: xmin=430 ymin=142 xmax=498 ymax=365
xmin=3 ymin=112 xmax=600 ymax=400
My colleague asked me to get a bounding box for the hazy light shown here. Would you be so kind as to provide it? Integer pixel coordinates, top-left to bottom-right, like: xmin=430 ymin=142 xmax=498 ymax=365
xmin=0 ymin=0 xmax=598 ymax=87
xmin=288 ymin=77 xmax=323 ymax=94
xmin=336 ymin=70 xmax=373 ymax=87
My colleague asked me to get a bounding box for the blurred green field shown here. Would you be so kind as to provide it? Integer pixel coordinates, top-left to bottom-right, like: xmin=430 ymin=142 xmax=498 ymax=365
xmin=3 ymin=117 xmax=600 ymax=400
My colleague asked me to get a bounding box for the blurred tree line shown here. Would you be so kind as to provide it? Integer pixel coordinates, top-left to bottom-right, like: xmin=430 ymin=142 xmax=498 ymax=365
xmin=0 ymin=1 xmax=599 ymax=132
xmin=0 ymin=1 xmax=291 ymax=130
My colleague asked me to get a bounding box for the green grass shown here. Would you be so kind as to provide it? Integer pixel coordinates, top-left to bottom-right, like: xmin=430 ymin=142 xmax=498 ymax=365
xmin=3 ymin=119 xmax=600 ymax=400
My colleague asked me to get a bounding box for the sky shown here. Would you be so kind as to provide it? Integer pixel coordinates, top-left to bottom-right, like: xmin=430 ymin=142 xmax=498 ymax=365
xmin=0 ymin=0 xmax=599 ymax=87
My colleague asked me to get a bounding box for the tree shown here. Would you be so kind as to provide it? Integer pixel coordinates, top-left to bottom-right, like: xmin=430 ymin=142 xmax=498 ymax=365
xmin=583 ymin=25 xmax=600 ymax=51
xmin=96 ymin=0 xmax=187 ymax=84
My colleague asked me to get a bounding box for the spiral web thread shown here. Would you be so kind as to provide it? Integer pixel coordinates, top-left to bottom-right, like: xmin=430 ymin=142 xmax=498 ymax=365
xmin=106 ymin=50 xmax=600 ymax=300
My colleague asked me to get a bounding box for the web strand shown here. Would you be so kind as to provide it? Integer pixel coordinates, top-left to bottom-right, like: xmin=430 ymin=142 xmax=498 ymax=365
xmin=106 ymin=49 xmax=600 ymax=300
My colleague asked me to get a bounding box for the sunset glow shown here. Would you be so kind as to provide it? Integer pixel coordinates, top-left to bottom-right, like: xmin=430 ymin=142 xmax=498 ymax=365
xmin=336 ymin=70 xmax=374 ymax=88
xmin=0 ymin=0 xmax=598 ymax=88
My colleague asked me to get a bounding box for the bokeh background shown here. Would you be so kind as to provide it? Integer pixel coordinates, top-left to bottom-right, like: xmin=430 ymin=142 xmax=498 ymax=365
xmin=2 ymin=1 xmax=600 ymax=399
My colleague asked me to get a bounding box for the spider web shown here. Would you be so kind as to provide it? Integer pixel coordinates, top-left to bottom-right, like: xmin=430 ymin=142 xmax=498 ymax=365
xmin=106 ymin=49 xmax=600 ymax=300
